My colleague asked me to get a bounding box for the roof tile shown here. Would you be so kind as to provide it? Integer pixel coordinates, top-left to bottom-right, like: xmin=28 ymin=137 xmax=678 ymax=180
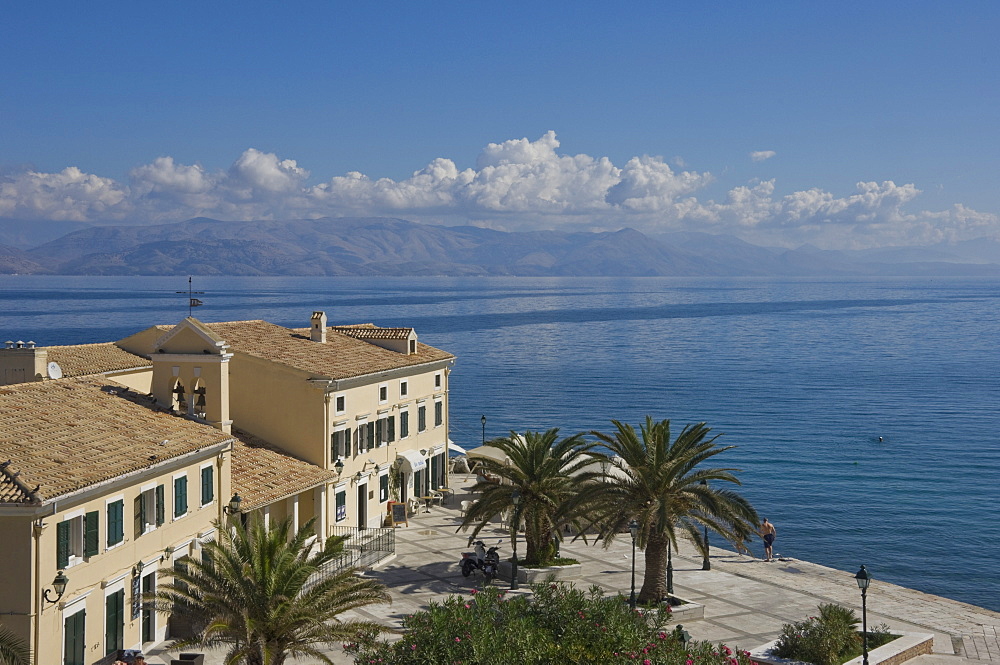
xmin=230 ymin=429 xmax=337 ymax=511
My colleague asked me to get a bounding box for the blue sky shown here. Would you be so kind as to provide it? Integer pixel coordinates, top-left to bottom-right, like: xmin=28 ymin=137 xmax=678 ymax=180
xmin=2 ymin=1 xmax=998 ymax=249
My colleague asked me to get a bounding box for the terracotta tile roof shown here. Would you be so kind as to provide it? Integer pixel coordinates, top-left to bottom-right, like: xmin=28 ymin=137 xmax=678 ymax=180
xmin=331 ymin=325 xmax=414 ymax=340
xmin=230 ymin=429 xmax=337 ymax=512
xmin=45 ymin=343 xmax=149 ymax=377
xmin=203 ymin=320 xmax=453 ymax=380
xmin=0 ymin=378 xmax=233 ymax=505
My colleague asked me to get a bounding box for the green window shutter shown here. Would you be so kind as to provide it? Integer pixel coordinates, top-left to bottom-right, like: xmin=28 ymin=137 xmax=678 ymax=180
xmin=155 ymin=485 xmax=165 ymax=526
xmin=134 ymin=495 xmax=144 ymax=537
xmin=175 ymin=476 xmax=187 ymax=517
xmin=380 ymin=474 xmax=389 ymax=502
xmin=388 ymin=416 xmax=395 ymax=442
xmin=201 ymin=466 xmax=214 ymax=505
xmin=418 ymin=406 xmax=426 ymax=431
xmin=57 ymin=520 xmax=71 ymax=568
xmin=435 ymin=401 xmax=443 ymax=426
xmin=105 ymin=589 xmax=124 ymax=653
xmin=367 ymin=421 xmax=375 ymax=448
xmin=344 ymin=427 xmax=352 ymax=457
xmin=107 ymin=500 xmax=123 ymax=547
xmin=401 ymin=412 xmax=409 ymax=438
xmin=84 ymin=511 xmax=99 ymax=557
xmin=64 ymin=609 xmax=85 ymax=665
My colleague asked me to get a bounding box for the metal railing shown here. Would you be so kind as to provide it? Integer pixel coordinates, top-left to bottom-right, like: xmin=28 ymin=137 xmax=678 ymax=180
xmin=304 ymin=526 xmax=395 ymax=590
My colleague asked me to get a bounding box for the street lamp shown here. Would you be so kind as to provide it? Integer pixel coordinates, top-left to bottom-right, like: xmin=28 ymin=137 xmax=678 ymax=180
xmin=628 ymin=519 xmax=639 ymax=609
xmin=856 ymin=565 xmax=872 ymax=665
xmin=666 ymin=541 xmax=674 ymax=600
xmin=700 ymin=479 xmax=710 ymax=571
xmin=224 ymin=492 xmax=242 ymax=515
xmin=481 ymin=415 xmax=486 ymax=445
xmin=43 ymin=570 xmax=69 ymax=604
xmin=510 ymin=490 xmax=520 ymax=591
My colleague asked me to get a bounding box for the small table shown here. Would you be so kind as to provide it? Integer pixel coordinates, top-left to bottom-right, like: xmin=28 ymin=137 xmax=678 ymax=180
xmin=421 ymin=496 xmax=435 ymax=513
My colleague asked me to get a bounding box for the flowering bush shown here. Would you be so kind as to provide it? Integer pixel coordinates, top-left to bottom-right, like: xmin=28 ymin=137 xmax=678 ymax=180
xmin=773 ymin=604 xmax=895 ymax=665
xmin=344 ymin=582 xmax=756 ymax=665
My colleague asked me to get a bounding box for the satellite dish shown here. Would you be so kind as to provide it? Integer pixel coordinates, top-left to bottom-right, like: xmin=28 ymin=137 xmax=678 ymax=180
xmin=47 ymin=362 xmax=63 ymax=379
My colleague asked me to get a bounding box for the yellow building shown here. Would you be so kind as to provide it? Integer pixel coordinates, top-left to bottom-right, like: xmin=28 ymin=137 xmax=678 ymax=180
xmin=0 ymin=311 xmax=454 ymax=663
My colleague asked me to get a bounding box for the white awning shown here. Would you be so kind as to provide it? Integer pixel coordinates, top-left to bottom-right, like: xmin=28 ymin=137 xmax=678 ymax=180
xmin=397 ymin=449 xmax=426 ymax=472
xmin=465 ymin=445 xmax=509 ymax=465
xmin=447 ymin=439 xmax=466 ymax=455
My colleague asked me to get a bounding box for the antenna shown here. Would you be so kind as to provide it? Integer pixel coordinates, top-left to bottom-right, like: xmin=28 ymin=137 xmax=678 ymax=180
xmin=176 ymin=276 xmax=206 ymax=317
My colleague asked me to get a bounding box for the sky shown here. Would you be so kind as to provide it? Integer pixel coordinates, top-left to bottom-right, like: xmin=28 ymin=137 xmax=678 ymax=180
xmin=2 ymin=1 xmax=999 ymax=249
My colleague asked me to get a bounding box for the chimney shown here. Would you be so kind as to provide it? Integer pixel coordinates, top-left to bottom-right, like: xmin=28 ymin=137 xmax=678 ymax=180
xmin=310 ymin=311 xmax=327 ymax=343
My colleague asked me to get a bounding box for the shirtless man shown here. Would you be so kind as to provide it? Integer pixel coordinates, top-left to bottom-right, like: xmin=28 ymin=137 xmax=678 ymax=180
xmin=760 ymin=518 xmax=777 ymax=561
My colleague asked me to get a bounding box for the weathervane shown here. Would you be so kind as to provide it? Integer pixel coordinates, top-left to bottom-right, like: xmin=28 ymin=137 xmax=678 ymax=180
xmin=176 ymin=277 xmax=205 ymax=317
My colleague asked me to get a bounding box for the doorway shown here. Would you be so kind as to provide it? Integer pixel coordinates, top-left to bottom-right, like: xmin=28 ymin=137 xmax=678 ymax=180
xmin=141 ymin=572 xmax=155 ymax=643
xmin=357 ymin=483 xmax=367 ymax=529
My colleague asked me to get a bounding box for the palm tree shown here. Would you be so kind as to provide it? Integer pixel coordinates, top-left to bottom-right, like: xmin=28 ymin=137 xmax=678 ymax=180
xmin=151 ymin=517 xmax=389 ymax=665
xmin=590 ymin=417 xmax=759 ymax=604
xmin=0 ymin=624 xmax=29 ymax=665
xmin=459 ymin=429 xmax=603 ymax=566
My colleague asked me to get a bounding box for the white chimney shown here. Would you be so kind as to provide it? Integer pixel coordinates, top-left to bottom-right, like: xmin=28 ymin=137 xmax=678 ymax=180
xmin=310 ymin=311 xmax=327 ymax=343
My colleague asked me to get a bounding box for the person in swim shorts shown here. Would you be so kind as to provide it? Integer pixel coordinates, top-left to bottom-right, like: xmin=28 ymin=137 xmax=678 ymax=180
xmin=760 ymin=517 xmax=776 ymax=561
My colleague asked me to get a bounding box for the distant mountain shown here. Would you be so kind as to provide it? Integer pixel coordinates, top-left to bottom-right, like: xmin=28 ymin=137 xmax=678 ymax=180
xmin=0 ymin=218 xmax=92 ymax=249
xmin=5 ymin=216 xmax=1000 ymax=277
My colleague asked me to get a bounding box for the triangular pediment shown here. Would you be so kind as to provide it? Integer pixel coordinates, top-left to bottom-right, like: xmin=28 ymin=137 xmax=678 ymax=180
xmin=154 ymin=317 xmax=228 ymax=355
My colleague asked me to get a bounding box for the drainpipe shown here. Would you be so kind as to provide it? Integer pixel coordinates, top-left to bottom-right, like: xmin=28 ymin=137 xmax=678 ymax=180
xmin=32 ymin=504 xmax=55 ymax=665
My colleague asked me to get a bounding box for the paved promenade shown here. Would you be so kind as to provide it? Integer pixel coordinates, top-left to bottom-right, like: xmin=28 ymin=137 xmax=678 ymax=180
xmin=149 ymin=475 xmax=999 ymax=664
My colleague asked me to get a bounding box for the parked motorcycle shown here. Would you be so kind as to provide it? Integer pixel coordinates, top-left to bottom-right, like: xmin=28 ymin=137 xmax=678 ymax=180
xmin=460 ymin=540 xmax=502 ymax=583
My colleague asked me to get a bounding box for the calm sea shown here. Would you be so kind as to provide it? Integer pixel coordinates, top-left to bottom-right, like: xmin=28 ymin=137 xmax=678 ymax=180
xmin=2 ymin=275 xmax=998 ymax=611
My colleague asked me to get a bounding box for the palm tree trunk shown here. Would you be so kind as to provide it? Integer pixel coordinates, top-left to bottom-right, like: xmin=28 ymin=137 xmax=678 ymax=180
xmin=637 ymin=531 xmax=670 ymax=604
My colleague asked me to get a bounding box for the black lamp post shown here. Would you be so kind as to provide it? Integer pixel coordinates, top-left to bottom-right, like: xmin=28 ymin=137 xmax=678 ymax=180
xmin=666 ymin=543 xmax=675 ymax=601
xmin=481 ymin=415 xmax=486 ymax=445
xmin=510 ymin=490 xmax=520 ymax=590
xmin=628 ymin=519 xmax=639 ymax=609
xmin=700 ymin=479 xmax=711 ymax=571
xmin=225 ymin=492 xmax=242 ymax=515
xmin=856 ymin=565 xmax=872 ymax=665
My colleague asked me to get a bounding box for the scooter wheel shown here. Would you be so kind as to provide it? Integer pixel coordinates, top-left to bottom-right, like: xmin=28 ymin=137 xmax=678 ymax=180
xmin=461 ymin=565 xmax=471 ymax=578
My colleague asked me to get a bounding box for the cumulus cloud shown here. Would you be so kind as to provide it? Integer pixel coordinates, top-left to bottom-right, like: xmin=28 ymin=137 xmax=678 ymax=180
xmin=0 ymin=132 xmax=997 ymax=248
xmin=750 ymin=150 xmax=776 ymax=162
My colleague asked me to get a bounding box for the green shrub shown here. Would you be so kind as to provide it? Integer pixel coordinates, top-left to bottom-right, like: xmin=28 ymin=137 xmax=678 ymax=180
xmin=344 ymin=582 xmax=755 ymax=665
xmin=774 ymin=604 xmax=895 ymax=665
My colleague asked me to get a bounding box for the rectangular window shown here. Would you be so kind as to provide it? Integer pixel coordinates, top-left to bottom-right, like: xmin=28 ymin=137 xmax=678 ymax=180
xmin=335 ymin=395 xmax=346 ymax=413
xmin=356 ymin=422 xmax=368 ymax=453
xmin=379 ymin=384 xmax=388 ymax=403
xmin=400 ymin=411 xmax=409 ymax=438
xmin=331 ymin=427 xmax=351 ymax=460
xmin=435 ymin=373 xmax=442 ymax=389
xmin=135 ymin=486 xmax=164 ymax=537
xmin=174 ymin=475 xmax=188 ymax=518
xmin=434 ymin=400 xmax=443 ymax=427
xmin=400 ymin=380 xmax=408 ymax=397
xmin=335 ymin=490 xmax=347 ymax=522
xmin=155 ymin=484 xmax=165 ymax=526
xmin=387 ymin=415 xmax=395 ymax=442
xmin=58 ymin=512 xmax=97 ymax=567
xmin=57 ymin=520 xmax=72 ymax=568
xmin=375 ymin=418 xmax=384 ymax=446
xmin=64 ymin=609 xmax=86 ymax=665
xmin=431 ymin=455 xmax=440 ymax=490
xmin=84 ymin=510 xmax=99 ymax=558
xmin=105 ymin=589 xmax=124 ymax=655
xmin=379 ymin=474 xmax=389 ymax=503
xmin=201 ymin=465 xmax=215 ymax=506
xmin=107 ymin=500 xmax=124 ymax=548
xmin=418 ymin=405 xmax=426 ymax=432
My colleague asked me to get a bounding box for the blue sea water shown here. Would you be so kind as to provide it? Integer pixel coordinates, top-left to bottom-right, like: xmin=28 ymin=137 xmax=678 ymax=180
xmin=2 ymin=275 xmax=999 ymax=611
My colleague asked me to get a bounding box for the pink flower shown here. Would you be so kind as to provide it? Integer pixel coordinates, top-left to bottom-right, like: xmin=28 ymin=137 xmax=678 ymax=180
xmin=455 ymin=637 xmax=461 ymax=642
xmin=644 ymin=661 xmax=652 ymax=665
xmin=659 ymin=632 xmax=668 ymax=640
xmin=464 ymin=604 xmax=471 ymax=609
xmin=470 ymin=589 xmax=478 ymax=595
xmin=686 ymin=660 xmax=694 ymax=665
xmin=411 ymin=645 xmax=417 ymax=650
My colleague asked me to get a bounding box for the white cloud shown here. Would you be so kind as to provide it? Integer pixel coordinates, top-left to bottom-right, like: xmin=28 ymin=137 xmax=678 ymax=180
xmin=750 ymin=150 xmax=776 ymax=162
xmin=0 ymin=134 xmax=997 ymax=249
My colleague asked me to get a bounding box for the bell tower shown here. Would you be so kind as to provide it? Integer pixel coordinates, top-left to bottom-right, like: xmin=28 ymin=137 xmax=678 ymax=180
xmin=150 ymin=317 xmax=233 ymax=433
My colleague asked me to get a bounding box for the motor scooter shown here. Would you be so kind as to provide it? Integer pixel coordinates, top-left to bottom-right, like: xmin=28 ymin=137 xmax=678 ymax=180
xmin=460 ymin=540 xmax=502 ymax=583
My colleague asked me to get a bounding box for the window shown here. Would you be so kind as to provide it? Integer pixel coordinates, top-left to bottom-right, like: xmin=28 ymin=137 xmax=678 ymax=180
xmin=379 ymin=474 xmax=389 ymax=503
xmin=201 ymin=465 xmax=214 ymax=506
xmin=335 ymin=395 xmax=346 ymax=413
xmin=106 ymin=500 xmax=124 ymax=548
xmin=435 ymin=372 xmax=442 ymax=389
xmin=134 ymin=485 xmax=165 ymax=537
xmin=434 ymin=400 xmax=443 ymax=427
xmin=379 ymin=384 xmax=388 ymax=403
xmin=418 ymin=405 xmax=427 ymax=432
xmin=57 ymin=511 xmax=98 ymax=568
xmin=331 ymin=426 xmax=351 ymax=460
xmin=63 ymin=608 xmax=86 ymax=665
xmin=400 ymin=411 xmax=409 ymax=438
xmin=374 ymin=415 xmax=395 ymax=446
xmin=105 ymin=589 xmax=124 ymax=655
xmin=409 ymin=339 xmax=416 ymax=354
xmin=400 ymin=380 xmax=408 ymax=397
xmin=174 ymin=475 xmax=188 ymax=518
xmin=335 ymin=489 xmax=347 ymax=522
xmin=356 ymin=421 xmax=371 ymax=454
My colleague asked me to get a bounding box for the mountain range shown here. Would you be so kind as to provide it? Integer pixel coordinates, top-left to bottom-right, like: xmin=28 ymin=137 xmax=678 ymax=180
xmin=1 ymin=216 xmax=999 ymax=277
